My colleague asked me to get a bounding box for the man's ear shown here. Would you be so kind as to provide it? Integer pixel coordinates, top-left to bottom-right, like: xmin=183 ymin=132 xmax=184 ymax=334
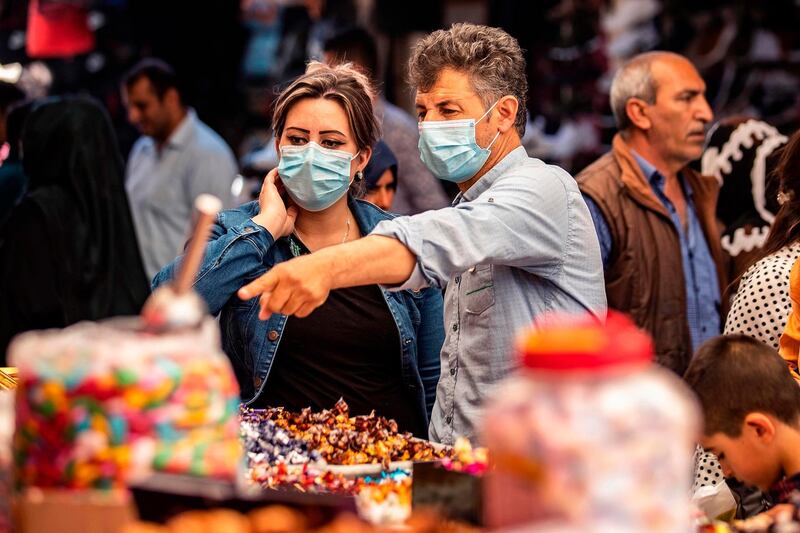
xmin=625 ymin=97 xmax=652 ymax=131
xmin=744 ymin=412 xmax=777 ymax=444
xmin=163 ymin=87 xmax=181 ymax=109
xmin=494 ymin=95 xmax=519 ymax=134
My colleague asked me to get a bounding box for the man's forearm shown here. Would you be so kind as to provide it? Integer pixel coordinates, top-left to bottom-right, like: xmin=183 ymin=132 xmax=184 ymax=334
xmin=317 ymin=235 xmax=417 ymax=289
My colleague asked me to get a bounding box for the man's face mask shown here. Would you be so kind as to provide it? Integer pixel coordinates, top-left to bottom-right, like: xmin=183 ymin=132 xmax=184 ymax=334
xmin=417 ymin=100 xmax=500 ymax=183
xmin=277 ymin=142 xmax=358 ymax=211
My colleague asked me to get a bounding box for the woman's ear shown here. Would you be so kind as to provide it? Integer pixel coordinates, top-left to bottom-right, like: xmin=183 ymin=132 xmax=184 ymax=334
xmin=356 ymin=145 xmax=373 ymax=173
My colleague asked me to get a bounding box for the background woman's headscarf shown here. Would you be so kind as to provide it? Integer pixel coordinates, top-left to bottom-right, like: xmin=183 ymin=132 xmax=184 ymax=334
xmin=19 ymin=95 xmax=149 ymax=323
xmin=363 ymin=139 xmax=398 ymax=190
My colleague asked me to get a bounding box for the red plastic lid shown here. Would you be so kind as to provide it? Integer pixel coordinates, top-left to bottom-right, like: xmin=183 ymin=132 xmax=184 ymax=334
xmin=517 ymin=311 xmax=654 ymax=371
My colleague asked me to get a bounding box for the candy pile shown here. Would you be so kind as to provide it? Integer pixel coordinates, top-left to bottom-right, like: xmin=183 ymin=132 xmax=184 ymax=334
xmin=241 ymin=409 xmax=321 ymax=468
xmin=249 ymin=462 xmax=357 ymax=493
xmin=242 ymin=406 xmax=357 ymax=492
xmin=440 ymin=438 xmax=487 ymax=476
xmin=11 ymin=318 xmax=242 ymax=488
xmin=259 ymin=399 xmax=450 ymax=467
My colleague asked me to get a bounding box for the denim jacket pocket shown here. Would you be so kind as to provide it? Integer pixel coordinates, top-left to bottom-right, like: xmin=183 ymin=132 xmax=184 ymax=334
xmin=464 ymin=264 xmax=495 ymax=315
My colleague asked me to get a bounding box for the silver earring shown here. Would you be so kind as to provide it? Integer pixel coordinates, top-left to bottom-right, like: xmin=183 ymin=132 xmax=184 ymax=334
xmin=355 ymin=170 xmax=364 ymax=181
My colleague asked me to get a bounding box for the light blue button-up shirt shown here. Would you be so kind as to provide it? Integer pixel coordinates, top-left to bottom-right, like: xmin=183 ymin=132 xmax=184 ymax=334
xmin=126 ymin=109 xmax=238 ymax=280
xmin=371 ymin=146 xmax=607 ymax=444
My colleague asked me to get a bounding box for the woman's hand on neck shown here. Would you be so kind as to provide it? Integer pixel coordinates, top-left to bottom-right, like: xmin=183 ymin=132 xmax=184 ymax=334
xmin=293 ymin=195 xmax=357 ymax=252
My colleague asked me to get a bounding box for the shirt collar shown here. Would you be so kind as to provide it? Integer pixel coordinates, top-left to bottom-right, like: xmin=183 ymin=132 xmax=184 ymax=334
xmin=165 ymin=108 xmax=197 ymax=150
xmin=631 ymin=150 xmax=694 ymax=200
xmin=456 ymin=145 xmax=528 ymax=204
xmin=769 ymin=472 xmax=800 ymax=504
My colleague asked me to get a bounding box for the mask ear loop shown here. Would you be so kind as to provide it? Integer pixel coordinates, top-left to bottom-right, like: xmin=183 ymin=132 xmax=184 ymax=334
xmin=478 ymin=100 xmax=502 ymax=150
xmin=349 ymin=150 xmax=363 ymax=186
xmin=486 ymin=130 xmax=501 ymax=150
xmin=477 ymin=99 xmax=500 ymax=123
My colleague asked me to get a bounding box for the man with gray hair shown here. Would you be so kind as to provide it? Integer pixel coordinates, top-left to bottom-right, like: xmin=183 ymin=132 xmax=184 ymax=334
xmin=237 ymin=23 xmax=607 ymax=444
xmin=576 ymin=51 xmax=725 ymax=375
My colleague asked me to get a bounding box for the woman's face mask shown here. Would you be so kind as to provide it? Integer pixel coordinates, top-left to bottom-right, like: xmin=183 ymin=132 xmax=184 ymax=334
xmin=277 ymin=142 xmax=359 ymax=211
xmin=417 ymin=100 xmax=500 ymax=183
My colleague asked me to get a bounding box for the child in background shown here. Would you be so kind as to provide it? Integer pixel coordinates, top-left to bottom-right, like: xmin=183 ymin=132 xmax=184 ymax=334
xmin=685 ymin=334 xmax=800 ymax=504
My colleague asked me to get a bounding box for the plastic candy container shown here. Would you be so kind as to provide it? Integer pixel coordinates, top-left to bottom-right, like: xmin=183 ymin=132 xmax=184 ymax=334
xmin=483 ymin=312 xmax=700 ymax=532
xmin=10 ymin=317 xmax=241 ymax=489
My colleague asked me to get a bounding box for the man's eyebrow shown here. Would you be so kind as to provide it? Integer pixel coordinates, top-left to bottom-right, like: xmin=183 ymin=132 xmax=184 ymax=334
xmin=435 ymin=99 xmax=460 ymax=108
xmin=416 ymin=99 xmax=461 ymax=109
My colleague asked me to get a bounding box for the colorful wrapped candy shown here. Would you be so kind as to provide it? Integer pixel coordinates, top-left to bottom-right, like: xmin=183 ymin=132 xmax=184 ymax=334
xmin=260 ymin=399 xmax=449 ymax=467
xmin=440 ymin=437 xmax=487 ymax=476
xmin=10 ymin=317 xmax=241 ymax=489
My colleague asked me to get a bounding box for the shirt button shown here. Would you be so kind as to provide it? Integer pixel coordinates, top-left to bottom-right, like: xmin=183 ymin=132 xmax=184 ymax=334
xmin=450 ymin=368 xmax=456 ymax=376
xmin=446 ymin=415 xmax=453 ymax=424
xmin=452 ymin=323 xmax=459 ymax=332
xmin=253 ymin=375 xmax=263 ymax=388
xmin=268 ymin=330 xmax=279 ymax=341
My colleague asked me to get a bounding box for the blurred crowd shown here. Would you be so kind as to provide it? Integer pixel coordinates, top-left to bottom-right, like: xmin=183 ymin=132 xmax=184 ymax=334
xmin=1 ymin=0 xmax=799 ymax=180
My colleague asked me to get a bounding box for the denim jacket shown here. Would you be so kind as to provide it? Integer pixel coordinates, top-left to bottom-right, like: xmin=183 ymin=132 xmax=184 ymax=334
xmin=153 ymin=197 xmax=444 ymax=424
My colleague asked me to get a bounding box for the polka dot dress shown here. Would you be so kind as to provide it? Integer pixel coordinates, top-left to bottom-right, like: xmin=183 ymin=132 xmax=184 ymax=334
xmin=724 ymin=242 xmax=800 ymax=350
xmin=693 ymin=444 xmax=724 ymax=491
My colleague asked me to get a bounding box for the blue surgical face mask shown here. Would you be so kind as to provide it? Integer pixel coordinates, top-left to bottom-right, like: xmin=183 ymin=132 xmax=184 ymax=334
xmin=418 ymin=101 xmax=501 ymax=183
xmin=277 ymin=142 xmax=358 ymax=211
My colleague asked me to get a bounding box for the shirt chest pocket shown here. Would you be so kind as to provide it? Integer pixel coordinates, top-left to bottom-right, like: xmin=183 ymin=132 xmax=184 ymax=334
xmin=463 ymin=264 xmax=495 ymax=315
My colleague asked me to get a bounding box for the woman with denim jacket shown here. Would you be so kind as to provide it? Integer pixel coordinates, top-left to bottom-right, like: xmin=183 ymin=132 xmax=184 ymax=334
xmin=154 ymin=62 xmax=444 ymax=437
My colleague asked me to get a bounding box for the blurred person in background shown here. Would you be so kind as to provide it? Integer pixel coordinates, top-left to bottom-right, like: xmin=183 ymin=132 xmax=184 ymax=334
xmin=323 ymin=26 xmax=450 ymax=214
xmin=0 ymin=96 xmax=149 ymax=362
xmin=0 ymin=100 xmax=34 ymax=224
xmin=577 ymin=51 xmax=725 ymax=376
xmin=363 ymin=140 xmax=397 ymax=211
xmin=122 ymin=59 xmax=238 ymax=281
xmin=0 ymin=82 xmax=26 ymax=221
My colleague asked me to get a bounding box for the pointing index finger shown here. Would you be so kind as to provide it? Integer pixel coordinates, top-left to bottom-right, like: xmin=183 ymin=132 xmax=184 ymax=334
xmin=238 ymin=272 xmax=278 ymax=300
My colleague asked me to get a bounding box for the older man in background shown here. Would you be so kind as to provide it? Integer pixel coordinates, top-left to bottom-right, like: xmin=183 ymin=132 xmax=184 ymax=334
xmin=577 ymin=51 xmax=725 ymax=375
